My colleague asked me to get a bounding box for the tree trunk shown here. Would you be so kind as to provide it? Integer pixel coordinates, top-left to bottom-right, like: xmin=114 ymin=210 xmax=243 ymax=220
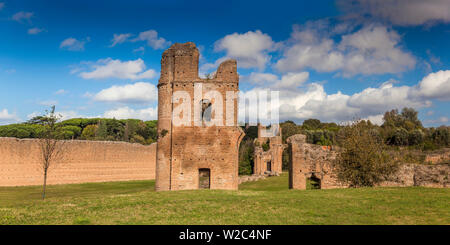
xmin=42 ymin=170 xmax=47 ymax=200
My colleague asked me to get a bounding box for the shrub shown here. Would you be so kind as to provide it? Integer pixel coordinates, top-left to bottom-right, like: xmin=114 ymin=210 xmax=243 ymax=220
xmin=130 ymin=134 xmax=146 ymax=144
xmin=60 ymin=126 xmax=82 ymax=138
xmin=388 ymin=128 xmax=409 ymax=146
xmin=408 ymin=129 xmax=424 ymax=145
xmin=336 ymin=121 xmax=398 ymax=187
xmin=432 ymin=126 xmax=450 ymax=146
xmin=81 ymin=124 xmax=98 ymax=140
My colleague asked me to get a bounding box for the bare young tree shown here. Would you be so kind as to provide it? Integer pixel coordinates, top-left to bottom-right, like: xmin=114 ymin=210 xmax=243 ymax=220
xmin=37 ymin=106 xmax=66 ymax=200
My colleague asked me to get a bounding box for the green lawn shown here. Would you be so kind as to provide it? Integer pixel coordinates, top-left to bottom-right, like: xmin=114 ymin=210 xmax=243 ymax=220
xmin=0 ymin=173 xmax=449 ymax=225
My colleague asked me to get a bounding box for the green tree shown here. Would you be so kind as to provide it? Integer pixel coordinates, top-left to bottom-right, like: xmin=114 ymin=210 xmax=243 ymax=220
xmin=336 ymin=120 xmax=398 ymax=187
xmin=302 ymin=118 xmax=321 ymax=130
xmin=81 ymin=124 xmax=98 ymax=140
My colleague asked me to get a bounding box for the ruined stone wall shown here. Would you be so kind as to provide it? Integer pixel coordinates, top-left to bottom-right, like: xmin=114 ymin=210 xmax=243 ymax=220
xmin=424 ymin=149 xmax=450 ymax=164
xmin=287 ymin=134 xmax=449 ymax=189
xmin=0 ymin=137 xmax=156 ymax=186
xmin=156 ymin=42 xmax=244 ymax=191
xmin=287 ymin=134 xmax=346 ymax=189
xmin=253 ymin=124 xmax=284 ymax=175
xmin=379 ymin=163 xmax=449 ymax=188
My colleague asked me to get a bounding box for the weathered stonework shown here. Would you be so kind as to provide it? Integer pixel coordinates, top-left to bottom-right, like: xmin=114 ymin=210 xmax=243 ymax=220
xmin=0 ymin=137 xmax=156 ymax=186
xmin=287 ymin=134 xmax=450 ymax=189
xmin=155 ymin=42 xmax=245 ymax=191
xmin=287 ymin=134 xmax=346 ymax=190
xmin=379 ymin=163 xmax=450 ymax=188
xmin=253 ymin=124 xmax=285 ymax=175
xmin=424 ymin=149 xmax=450 ymax=164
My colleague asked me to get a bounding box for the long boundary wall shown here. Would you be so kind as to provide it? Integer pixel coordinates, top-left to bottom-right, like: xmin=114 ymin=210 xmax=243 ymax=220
xmin=0 ymin=137 xmax=156 ymax=186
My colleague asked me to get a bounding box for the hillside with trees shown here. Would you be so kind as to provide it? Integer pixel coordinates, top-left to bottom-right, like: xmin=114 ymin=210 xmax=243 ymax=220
xmin=0 ymin=117 xmax=158 ymax=145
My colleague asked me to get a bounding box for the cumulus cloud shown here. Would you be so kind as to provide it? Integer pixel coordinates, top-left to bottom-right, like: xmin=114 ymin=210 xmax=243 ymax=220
xmin=0 ymin=109 xmax=20 ymax=124
xmin=93 ymin=82 xmax=158 ymax=103
xmin=276 ymin=23 xmax=416 ymax=76
xmin=60 ymin=37 xmax=89 ymax=51
xmin=214 ymin=30 xmax=276 ymax=70
xmin=110 ymin=33 xmax=132 ymax=47
xmin=413 ymin=70 xmax=450 ymax=101
xmin=241 ymin=70 xmax=450 ymax=124
xmin=12 ymin=11 xmax=33 ymax=23
xmin=27 ymin=27 xmax=45 ymax=35
xmin=103 ymin=106 xmax=157 ymax=120
xmin=132 ymin=30 xmax=171 ymax=49
xmin=75 ymin=58 xmax=157 ymax=80
xmin=338 ymin=0 xmax=450 ymax=26
xmin=244 ymin=72 xmax=309 ymax=89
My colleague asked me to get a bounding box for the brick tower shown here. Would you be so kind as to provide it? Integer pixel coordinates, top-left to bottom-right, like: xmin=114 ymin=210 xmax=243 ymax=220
xmin=155 ymin=42 xmax=245 ymax=191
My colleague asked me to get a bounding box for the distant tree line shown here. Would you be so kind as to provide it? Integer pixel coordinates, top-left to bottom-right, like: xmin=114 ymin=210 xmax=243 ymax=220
xmin=0 ymin=117 xmax=158 ymax=145
xmin=280 ymin=108 xmax=449 ymax=149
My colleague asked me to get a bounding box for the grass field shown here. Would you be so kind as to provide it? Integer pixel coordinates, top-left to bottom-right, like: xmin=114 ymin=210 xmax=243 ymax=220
xmin=0 ymin=173 xmax=449 ymax=225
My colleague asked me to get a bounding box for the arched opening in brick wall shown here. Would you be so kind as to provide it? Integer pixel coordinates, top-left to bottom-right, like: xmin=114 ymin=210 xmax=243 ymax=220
xmin=306 ymin=173 xmax=321 ymax=189
xmin=199 ymin=168 xmax=211 ymax=189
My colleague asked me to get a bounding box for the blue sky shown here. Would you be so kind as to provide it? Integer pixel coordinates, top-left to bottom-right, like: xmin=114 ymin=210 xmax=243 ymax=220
xmin=0 ymin=0 xmax=449 ymax=126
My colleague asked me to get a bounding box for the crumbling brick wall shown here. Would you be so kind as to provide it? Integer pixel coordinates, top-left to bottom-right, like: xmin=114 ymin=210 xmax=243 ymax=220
xmin=287 ymin=134 xmax=346 ymax=189
xmin=253 ymin=124 xmax=285 ymax=175
xmin=0 ymin=137 xmax=156 ymax=186
xmin=155 ymin=42 xmax=244 ymax=191
xmin=379 ymin=163 xmax=449 ymax=188
xmin=424 ymin=149 xmax=450 ymax=164
xmin=287 ymin=134 xmax=449 ymax=189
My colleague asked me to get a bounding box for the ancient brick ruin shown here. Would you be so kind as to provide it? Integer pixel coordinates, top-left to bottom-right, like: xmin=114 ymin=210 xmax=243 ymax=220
xmin=155 ymin=42 xmax=245 ymax=191
xmin=287 ymin=134 xmax=346 ymax=189
xmin=253 ymin=124 xmax=285 ymax=175
xmin=287 ymin=134 xmax=450 ymax=189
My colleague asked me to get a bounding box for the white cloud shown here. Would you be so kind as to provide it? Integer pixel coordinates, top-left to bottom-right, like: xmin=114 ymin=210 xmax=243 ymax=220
xmin=133 ymin=46 xmax=145 ymax=54
xmin=93 ymin=82 xmax=157 ymax=103
xmin=364 ymin=114 xmax=384 ymax=125
xmin=413 ymin=70 xmax=450 ymax=101
xmin=103 ymin=106 xmax=157 ymax=120
xmin=132 ymin=30 xmax=171 ymax=50
xmin=214 ymin=30 xmax=276 ymax=69
xmin=54 ymin=89 xmax=68 ymax=95
xmin=244 ymin=72 xmax=309 ymax=89
xmin=338 ymin=0 xmax=450 ymax=26
xmin=27 ymin=110 xmax=90 ymax=121
xmin=110 ymin=33 xmax=132 ymax=47
xmin=76 ymin=58 xmax=157 ymax=80
xmin=242 ymin=70 xmax=450 ymax=124
xmin=276 ymin=23 xmax=416 ymax=76
xmin=27 ymin=27 xmax=45 ymax=35
xmin=12 ymin=11 xmax=33 ymax=23
xmin=245 ymin=72 xmax=279 ymax=85
xmin=60 ymin=37 xmax=89 ymax=51
xmin=0 ymin=109 xmax=20 ymax=124
xmin=425 ymin=116 xmax=449 ymax=125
